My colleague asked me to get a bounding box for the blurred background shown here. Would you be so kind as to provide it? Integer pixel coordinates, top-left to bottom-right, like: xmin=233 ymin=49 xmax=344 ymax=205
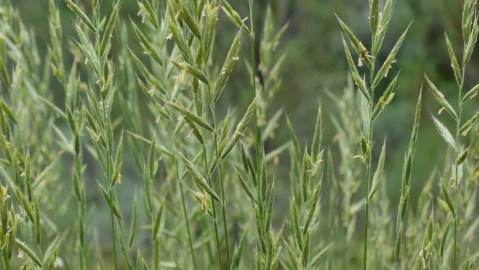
xmin=10 ymin=0 xmax=479 ymax=225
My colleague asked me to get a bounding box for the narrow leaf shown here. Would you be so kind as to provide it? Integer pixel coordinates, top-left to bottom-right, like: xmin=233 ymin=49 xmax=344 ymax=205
xmin=152 ymin=202 xmax=165 ymax=239
xmin=100 ymin=2 xmax=119 ymax=56
xmin=462 ymin=83 xmax=479 ymax=102
xmin=220 ymin=98 xmax=256 ymax=159
xmin=432 ymin=116 xmax=456 ymax=150
xmin=65 ymin=0 xmax=96 ymax=32
xmin=172 ymin=60 xmax=209 ymax=85
xmin=374 ymin=23 xmax=411 ymax=87
xmin=166 ymin=101 xmax=213 ymax=131
xmin=441 ymin=181 xmax=455 ymax=217
xmin=214 ymin=29 xmax=242 ymax=101
xmin=444 ymin=33 xmax=461 ymax=85
xmin=15 ymin=239 xmax=43 ymax=267
xmin=219 ymin=0 xmax=251 ymax=33
xmin=461 ymin=111 xmax=479 ymax=136
xmin=336 ymin=15 xmax=370 ymax=68
xmin=368 ymin=139 xmax=387 ymax=199
xmin=341 ymin=36 xmax=370 ymax=100
xmin=179 ymin=154 xmax=220 ymax=202
xmin=425 ymin=74 xmax=457 ymax=119
xmin=372 ymin=73 xmax=399 ymax=120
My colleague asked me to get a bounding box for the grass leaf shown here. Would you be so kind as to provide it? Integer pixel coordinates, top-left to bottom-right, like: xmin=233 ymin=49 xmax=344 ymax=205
xmin=65 ymin=0 xmax=96 ymax=32
xmin=373 ymin=23 xmax=411 ymax=88
xmin=368 ymin=139 xmax=387 ymax=200
xmin=425 ymin=74 xmax=457 ymax=119
xmin=432 ymin=116 xmax=456 ymax=150
xmin=166 ymin=101 xmax=213 ymax=131
xmin=341 ymin=36 xmax=370 ymax=100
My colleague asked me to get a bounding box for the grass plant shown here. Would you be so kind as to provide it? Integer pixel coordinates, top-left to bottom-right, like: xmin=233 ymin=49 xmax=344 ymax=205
xmin=0 ymin=0 xmax=477 ymax=269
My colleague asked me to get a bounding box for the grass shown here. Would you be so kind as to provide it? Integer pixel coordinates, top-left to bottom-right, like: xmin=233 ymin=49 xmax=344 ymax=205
xmin=0 ymin=0 xmax=478 ymax=269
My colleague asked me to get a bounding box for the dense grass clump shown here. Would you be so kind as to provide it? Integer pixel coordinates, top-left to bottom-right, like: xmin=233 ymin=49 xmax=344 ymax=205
xmin=0 ymin=0 xmax=478 ymax=269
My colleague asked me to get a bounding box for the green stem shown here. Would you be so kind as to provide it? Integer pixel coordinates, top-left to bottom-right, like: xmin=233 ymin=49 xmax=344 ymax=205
xmin=79 ymin=199 xmax=86 ymax=270
xmin=202 ymin=145 xmax=223 ymax=268
xmin=249 ymin=2 xmax=272 ymax=268
xmin=178 ymin=175 xmax=197 ymax=270
xmin=211 ymin=200 xmax=222 ymax=268
xmin=219 ymin=172 xmax=230 ymax=265
xmin=153 ymin=233 xmax=159 ymax=270
xmin=213 ymin=120 xmax=230 ymax=266
xmin=248 ymin=0 xmax=262 ymax=169
xmin=75 ymin=147 xmax=86 ymax=270
xmin=105 ymin=139 xmax=118 ymax=270
xmin=109 ymin=188 xmax=118 ymax=270
xmin=453 ymin=67 xmax=465 ymax=270
xmin=3 ymin=255 xmax=11 ymax=270
xmin=150 ymin=190 xmax=159 ymax=269
xmin=363 ymin=62 xmax=376 ymax=270
xmin=453 ymin=132 xmax=459 ymax=270
xmin=363 ymin=120 xmax=372 ymax=270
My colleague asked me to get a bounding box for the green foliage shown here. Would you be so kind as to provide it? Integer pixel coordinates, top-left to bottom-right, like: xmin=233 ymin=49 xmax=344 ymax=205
xmin=0 ymin=0 xmax=478 ymax=270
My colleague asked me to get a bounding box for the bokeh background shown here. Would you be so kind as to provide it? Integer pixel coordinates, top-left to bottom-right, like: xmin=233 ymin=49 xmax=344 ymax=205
xmin=10 ymin=0 xmax=479 ymax=229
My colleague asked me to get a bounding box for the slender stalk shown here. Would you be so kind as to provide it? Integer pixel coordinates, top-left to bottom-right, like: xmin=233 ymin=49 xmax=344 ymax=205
xmin=248 ymin=0 xmax=262 ymax=168
xmin=212 ymin=113 xmax=231 ymax=266
xmin=178 ymin=162 xmax=197 ymax=270
xmin=79 ymin=201 xmax=85 ymax=269
xmin=153 ymin=218 xmax=159 ymax=270
xmin=363 ymin=113 xmax=372 ymax=270
xmin=453 ymin=116 xmax=459 ymax=270
xmin=108 ymin=188 xmax=118 ymax=270
xmin=202 ymin=145 xmax=223 ymax=268
xmin=103 ymin=47 xmax=119 ymax=269
xmin=153 ymin=240 xmax=158 ymax=269
xmin=104 ymin=122 xmax=118 ymax=270
xmin=452 ymin=66 xmax=465 ymax=270
xmin=103 ymin=118 xmax=118 ymax=270
xmin=75 ymin=154 xmax=86 ymax=270
xmin=147 ymin=179 xmax=159 ymax=270
xmin=248 ymin=1 xmax=271 ymax=268
xmin=363 ymin=61 xmax=376 ymax=270
xmin=218 ymin=168 xmax=230 ymax=265
xmin=2 ymin=257 xmax=10 ymax=270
